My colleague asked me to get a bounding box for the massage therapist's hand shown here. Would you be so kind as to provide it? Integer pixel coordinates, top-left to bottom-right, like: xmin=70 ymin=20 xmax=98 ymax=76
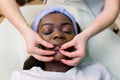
xmin=60 ymin=33 xmax=88 ymax=66
xmin=24 ymin=29 xmax=55 ymax=62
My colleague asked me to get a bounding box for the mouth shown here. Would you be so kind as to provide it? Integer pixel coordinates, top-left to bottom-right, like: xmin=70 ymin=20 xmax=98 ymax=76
xmin=38 ymin=43 xmax=75 ymax=52
xmin=38 ymin=43 xmax=75 ymax=61
xmin=53 ymin=43 xmax=63 ymax=51
xmin=38 ymin=44 xmax=61 ymax=51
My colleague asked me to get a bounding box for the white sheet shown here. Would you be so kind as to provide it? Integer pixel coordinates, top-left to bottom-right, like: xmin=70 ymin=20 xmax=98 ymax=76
xmin=10 ymin=62 xmax=116 ymax=80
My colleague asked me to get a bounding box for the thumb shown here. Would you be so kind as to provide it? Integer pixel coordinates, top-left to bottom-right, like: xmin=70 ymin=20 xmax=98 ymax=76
xmin=37 ymin=37 xmax=54 ymax=48
xmin=61 ymin=40 xmax=74 ymax=50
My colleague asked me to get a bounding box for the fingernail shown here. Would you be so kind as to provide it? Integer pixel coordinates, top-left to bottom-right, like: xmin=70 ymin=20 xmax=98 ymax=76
xmin=60 ymin=59 xmax=64 ymax=63
xmin=51 ymin=58 xmax=55 ymax=61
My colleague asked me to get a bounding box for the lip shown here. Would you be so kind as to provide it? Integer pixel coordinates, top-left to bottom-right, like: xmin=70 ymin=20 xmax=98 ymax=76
xmin=38 ymin=42 xmax=64 ymax=51
xmin=38 ymin=41 xmax=75 ymax=52
xmin=52 ymin=43 xmax=64 ymax=51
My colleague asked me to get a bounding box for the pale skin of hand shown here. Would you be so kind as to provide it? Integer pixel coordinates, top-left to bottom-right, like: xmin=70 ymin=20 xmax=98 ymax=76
xmin=60 ymin=33 xmax=87 ymax=66
xmin=0 ymin=0 xmax=55 ymax=62
xmin=60 ymin=0 xmax=120 ymax=66
xmin=24 ymin=29 xmax=55 ymax=62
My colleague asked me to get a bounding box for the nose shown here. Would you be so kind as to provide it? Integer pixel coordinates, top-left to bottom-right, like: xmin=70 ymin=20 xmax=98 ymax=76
xmin=52 ymin=30 xmax=65 ymax=41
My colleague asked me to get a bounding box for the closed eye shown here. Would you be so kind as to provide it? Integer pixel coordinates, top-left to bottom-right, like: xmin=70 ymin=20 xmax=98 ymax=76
xmin=61 ymin=23 xmax=74 ymax=34
xmin=63 ymin=31 xmax=72 ymax=34
xmin=41 ymin=23 xmax=54 ymax=35
xmin=43 ymin=31 xmax=52 ymax=35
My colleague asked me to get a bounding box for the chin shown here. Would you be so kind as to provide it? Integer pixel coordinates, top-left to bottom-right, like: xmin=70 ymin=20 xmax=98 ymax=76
xmin=53 ymin=51 xmax=65 ymax=61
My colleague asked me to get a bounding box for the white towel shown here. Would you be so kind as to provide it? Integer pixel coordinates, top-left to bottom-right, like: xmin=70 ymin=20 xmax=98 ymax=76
xmin=10 ymin=61 xmax=116 ymax=80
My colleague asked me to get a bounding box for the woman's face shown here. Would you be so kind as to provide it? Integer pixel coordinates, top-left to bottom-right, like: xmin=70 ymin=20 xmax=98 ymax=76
xmin=38 ymin=13 xmax=75 ymax=61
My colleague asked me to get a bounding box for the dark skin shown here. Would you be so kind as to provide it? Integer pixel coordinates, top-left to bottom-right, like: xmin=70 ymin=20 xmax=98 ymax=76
xmin=23 ymin=12 xmax=81 ymax=71
xmin=38 ymin=13 xmax=75 ymax=72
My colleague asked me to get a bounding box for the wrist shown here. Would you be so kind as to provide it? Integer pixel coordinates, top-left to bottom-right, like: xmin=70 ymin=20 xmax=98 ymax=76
xmin=78 ymin=30 xmax=92 ymax=42
xmin=18 ymin=24 xmax=34 ymax=38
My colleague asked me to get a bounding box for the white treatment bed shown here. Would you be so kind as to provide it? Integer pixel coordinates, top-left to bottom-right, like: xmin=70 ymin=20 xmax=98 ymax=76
xmin=0 ymin=5 xmax=120 ymax=80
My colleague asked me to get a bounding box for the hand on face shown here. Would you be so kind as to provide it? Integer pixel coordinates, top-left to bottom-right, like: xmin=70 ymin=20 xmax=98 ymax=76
xmin=60 ymin=33 xmax=87 ymax=66
xmin=39 ymin=44 xmax=75 ymax=61
xmin=24 ymin=29 xmax=55 ymax=62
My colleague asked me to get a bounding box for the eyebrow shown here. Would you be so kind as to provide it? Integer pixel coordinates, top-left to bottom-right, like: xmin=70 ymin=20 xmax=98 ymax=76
xmin=41 ymin=23 xmax=54 ymax=27
xmin=41 ymin=22 xmax=72 ymax=27
xmin=61 ymin=23 xmax=72 ymax=26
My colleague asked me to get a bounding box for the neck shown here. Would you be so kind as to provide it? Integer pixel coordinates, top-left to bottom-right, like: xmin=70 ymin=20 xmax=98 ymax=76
xmin=44 ymin=61 xmax=73 ymax=72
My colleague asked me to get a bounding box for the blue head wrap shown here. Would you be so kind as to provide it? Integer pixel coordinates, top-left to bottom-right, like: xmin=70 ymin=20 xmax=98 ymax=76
xmin=32 ymin=6 xmax=78 ymax=34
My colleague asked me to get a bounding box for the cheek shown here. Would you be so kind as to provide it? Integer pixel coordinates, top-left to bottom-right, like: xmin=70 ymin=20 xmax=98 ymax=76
xmin=41 ymin=35 xmax=51 ymax=42
xmin=39 ymin=32 xmax=51 ymax=42
xmin=65 ymin=34 xmax=75 ymax=41
xmin=54 ymin=51 xmax=66 ymax=61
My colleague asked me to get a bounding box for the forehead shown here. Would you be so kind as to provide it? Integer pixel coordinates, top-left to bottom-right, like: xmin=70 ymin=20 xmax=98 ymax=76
xmin=40 ymin=12 xmax=72 ymax=23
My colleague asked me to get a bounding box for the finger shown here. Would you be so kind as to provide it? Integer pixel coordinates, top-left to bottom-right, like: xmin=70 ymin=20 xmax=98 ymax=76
xmin=38 ymin=38 xmax=54 ymax=48
xmin=31 ymin=53 xmax=54 ymax=62
xmin=30 ymin=47 xmax=55 ymax=56
xmin=61 ymin=57 xmax=81 ymax=66
xmin=59 ymin=50 xmax=80 ymax=58
xmin=60 ymin=40 xmax=74 ymax=50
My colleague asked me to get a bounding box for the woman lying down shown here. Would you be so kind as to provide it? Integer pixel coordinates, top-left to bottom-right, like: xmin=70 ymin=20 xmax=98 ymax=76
xmin=10 ymin=6 xmax=117 ymax=80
